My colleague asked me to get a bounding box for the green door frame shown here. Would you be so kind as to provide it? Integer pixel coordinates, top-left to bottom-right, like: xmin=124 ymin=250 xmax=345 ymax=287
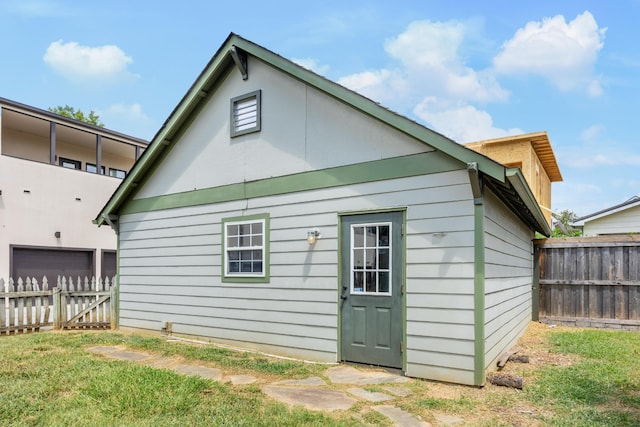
xmin=337 ymin=208 xmax=406 ymax=371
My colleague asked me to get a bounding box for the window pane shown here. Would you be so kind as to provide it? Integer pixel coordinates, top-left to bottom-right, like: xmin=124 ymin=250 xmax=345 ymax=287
xmin=227 ymin=224 xmax=239 ymax=237
xmin=353 ymin=249 xmax=364 ymax=270
xmin=379 ymin=225 xmax=390 ymax=246
xmin=353 ymin=227 xmax=364 ymax=248
xmin=378 ymin=248 xmax=389 ymax=269
xmin=353 ymin=272 xmax=364 ymax=292
xmin=378 ymin=272 xmax=390 ymax=293
xmin=224 ymin=219 xmax=266 ymax=276
xmin=365 ymin=271 xmax=376 ymax=292
xmin=365 ymin=249 xmax=376 ymax=269
xmin=229 ymin=262 xmax=240 ymax=272
xmin=366 ymin=227 xmax=377 ymax=247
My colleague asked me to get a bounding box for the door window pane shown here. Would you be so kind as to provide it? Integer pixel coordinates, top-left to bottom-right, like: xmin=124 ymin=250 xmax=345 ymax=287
xmin=350 ymin=222 xmax=392 ymax=295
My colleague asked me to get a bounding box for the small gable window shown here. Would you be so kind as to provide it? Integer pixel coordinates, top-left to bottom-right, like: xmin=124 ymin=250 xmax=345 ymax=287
xmin=230 ymin=90 xmax=261 ymax=137
xmin=222 ymin=214 xmax=270 ymax=283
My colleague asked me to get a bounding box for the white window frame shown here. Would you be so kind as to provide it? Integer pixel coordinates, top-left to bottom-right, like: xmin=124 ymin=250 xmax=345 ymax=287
xmin=223 ymin=217 xmax=267 ymax=280
xmin=350 ymin=222 xmax=393 ymax=296
xmin=230 ymin=90 xmax=261 ymax=137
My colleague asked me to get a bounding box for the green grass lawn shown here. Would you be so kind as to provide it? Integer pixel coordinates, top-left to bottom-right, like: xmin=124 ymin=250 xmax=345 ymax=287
xmin=0 ymin=326 xmax=638 ymax=426
xmin=525 ymin=329 xmax=640 ymax=426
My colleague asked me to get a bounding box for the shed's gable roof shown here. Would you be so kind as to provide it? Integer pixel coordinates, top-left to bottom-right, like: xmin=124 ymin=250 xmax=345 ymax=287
xmin=94 ymin=33 xmax=550 ymax=235
xmin=573 ymin=196 xmax=640 ymax=226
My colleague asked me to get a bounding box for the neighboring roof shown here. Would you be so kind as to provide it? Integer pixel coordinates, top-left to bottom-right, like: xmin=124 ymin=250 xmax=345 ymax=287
xmin=0 ymin=96 xmax=148 ymax=146
xmin=465 ymin=131 xmax=563 ymax=182
xmin=94 ymin=32 xmax=551 ymax=236
xmin=573 ymin=196 xmax=640 ymax=226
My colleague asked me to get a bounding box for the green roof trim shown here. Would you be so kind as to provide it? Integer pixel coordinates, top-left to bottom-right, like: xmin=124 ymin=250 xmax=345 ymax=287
xmin=95 ymin=32 xmax=546 ymax=236
xmin=121 ymin=151 xmax=461 ymax=215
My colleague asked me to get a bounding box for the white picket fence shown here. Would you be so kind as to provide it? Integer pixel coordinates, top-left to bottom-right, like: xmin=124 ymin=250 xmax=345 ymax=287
xmin=0 ymin=276 xmax=118 ymax=335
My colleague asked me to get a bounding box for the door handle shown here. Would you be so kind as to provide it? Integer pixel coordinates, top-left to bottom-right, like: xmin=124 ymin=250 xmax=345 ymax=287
xmin=341 ymin=285 xmax=348 ymax=300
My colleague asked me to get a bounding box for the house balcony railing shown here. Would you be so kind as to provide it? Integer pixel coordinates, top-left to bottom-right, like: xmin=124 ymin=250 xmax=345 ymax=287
xmin=0 ymin=98 xmax=147 ymax=179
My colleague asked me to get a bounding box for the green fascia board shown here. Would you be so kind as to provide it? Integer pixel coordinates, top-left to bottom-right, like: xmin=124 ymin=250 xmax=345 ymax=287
xmin=121 ymin=151 xmax=462 ymax=215
xmin=506 ymin=168 xmax=551 ymax=236
xmin=95 ymin=32 xmax=508 ymax=226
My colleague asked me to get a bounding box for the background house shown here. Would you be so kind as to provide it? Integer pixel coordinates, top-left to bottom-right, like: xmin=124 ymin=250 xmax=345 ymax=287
xmin=95 ymin=33 xmax=551 ymax=386
xmin=0 ymin=97 xmax=147 ymax=284
xmin=572 ymin=196 xmax=640 ymax=236
xmin=465 ymin=132 xmax=562 ymax=226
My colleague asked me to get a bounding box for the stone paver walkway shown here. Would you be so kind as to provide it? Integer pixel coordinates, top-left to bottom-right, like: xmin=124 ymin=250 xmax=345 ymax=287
xmin=87 ymin=345 xmax=464 ymax=426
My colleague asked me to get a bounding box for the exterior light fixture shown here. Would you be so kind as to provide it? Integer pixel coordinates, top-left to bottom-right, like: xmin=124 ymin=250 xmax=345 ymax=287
xmin=307 ymin=228 xmax=320 ymax=245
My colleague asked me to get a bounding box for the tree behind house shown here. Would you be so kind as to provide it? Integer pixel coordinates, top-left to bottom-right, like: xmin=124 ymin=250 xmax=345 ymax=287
xmin=49 ymin=105 xmax=104 ymax=127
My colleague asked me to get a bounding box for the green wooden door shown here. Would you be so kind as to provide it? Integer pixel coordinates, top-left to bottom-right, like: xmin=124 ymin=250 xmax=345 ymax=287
xmin=340 ymin=211 xmax=403 ymax=368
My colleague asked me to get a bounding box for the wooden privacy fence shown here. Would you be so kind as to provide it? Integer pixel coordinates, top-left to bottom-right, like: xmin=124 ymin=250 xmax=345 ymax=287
xmin=0 ymin=276 xmax=118 ymax=335
xmin=534 ymin=235 xmax=640 ymax=330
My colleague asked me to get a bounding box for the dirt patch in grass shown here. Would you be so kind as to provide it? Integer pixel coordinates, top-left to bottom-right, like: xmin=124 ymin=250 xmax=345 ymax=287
xmin=409 ymin=322 xmax=582 ymax=426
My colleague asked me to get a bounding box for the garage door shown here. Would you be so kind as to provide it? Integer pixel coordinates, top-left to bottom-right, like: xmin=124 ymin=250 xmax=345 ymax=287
xmin=11 ymin=247 xmax=94 ymax=287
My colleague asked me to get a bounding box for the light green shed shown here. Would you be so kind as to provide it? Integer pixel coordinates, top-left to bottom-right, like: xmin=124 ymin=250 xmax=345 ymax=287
xmin=95 ymin=33 xmax=550 ymax=386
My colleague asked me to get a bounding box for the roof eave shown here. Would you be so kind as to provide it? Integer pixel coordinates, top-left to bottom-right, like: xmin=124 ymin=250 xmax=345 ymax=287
xmin=506 ymin=168 xmax=552 ymax=236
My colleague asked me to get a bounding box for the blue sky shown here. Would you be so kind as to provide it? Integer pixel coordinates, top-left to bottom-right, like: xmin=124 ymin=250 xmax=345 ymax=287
xmin=1 ymin=0 xmax=638 ymax=217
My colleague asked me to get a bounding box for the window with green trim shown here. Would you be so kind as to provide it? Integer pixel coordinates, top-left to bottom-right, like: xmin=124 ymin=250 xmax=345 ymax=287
xmin=222 ymin=214 xmax=269 ymax=282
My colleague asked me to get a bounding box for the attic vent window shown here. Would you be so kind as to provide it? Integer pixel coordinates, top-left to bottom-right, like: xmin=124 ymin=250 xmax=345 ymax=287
xmin=231 ymin=90 xmax=261 ymax=137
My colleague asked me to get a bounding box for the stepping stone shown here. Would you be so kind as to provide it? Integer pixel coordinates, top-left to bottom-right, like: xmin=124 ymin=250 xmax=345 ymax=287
xmin=326 ymin=366 xmax=409 ymax=385
xmin=272 ymin=377 xmax=326 ymax=386
xmin=228 ymin=375 xmax=257 ymax=385
xmin=146 ymin=356 xmax=177 ymax=369
xmin=346 ymin=387 xmax=393 ymax=402
xmin=86 ymin=346 xmax=121 ymax=354
xmin=374 ymin=405 xmax=431 ymax=426
xmin=263 ymin=385 xmax=357 ymax=411
xmin=382 ymin=386 xmax=412 ymax=397
xmin=107 ymin=350 xmax=153 ymax=362
xmin=433 ymin=413 xmax=465 ymax=425
xmin=172 ymin=364 xmax=223 ymax=381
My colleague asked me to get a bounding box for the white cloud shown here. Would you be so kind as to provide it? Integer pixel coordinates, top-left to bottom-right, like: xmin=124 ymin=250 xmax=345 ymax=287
xmin=339 ymin=20 xmax=510 ymax=108
xmin=336 ymin=19 xmax=517 ymax=141
xmin=580 ymin=124 xmax=604 ymax=144
xmin=413 ymin=97 xmax=523 ymax=143
xmin=291 ymin=58 xmax=330 ymax=76
xmin=99 ymin=103 xmax=154 ymax=139
xmin=43 ymin=40 xmax=137 ymax=83
xmin=493 ymin=11 xmax=606 ymax=96
xmin=564 ymin=152 xmax=640 ymax=168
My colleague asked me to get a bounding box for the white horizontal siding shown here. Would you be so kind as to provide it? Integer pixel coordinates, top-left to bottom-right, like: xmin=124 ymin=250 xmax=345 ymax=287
xmin=403 ymin=171 xmax=476 ymax=385
xmin=583 ymin=205 xmax=640 ymax=236
xmin=483 ymin=189 xmax=534 ymax=372
xmin=118 ymin=168 xmax=477 ymax=378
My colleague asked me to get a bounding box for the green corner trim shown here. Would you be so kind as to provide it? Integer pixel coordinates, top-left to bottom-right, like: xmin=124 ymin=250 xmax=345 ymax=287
xmin=473 ymin=203 xmax=486 ymax=386
xmin=121 ymin=151 xmax=462 ymax=215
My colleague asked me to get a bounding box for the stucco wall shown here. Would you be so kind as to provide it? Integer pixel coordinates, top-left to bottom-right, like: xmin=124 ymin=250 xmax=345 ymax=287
xmin=0 ymin=155 xmax=120 ymax=280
